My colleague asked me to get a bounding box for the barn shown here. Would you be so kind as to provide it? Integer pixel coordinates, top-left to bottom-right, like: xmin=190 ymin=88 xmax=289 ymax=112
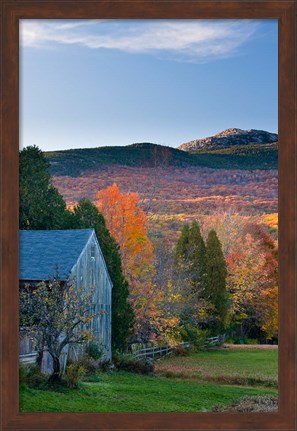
xmin=19 ymin=228 xmax=113 ymax=372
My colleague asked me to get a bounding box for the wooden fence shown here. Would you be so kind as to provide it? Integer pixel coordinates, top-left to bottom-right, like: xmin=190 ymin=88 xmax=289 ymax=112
xmin=19 ymin=352 xmax=38 ymax=364
xmin=133 ymin=342 xmax=190 ymax=361
xmin=204 ymin=334 xmax=225 ymax=346
xmin=132 ymin=335 xmax=225 ymax=361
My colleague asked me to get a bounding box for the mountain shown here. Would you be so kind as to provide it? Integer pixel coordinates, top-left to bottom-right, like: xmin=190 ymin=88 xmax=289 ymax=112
xmin=178 ymin=128 xmax=278 ymax=152
xmin=46 ymin=143 xmax=199 ymax=177
xmin=45 ymin=134 xmax=278 ymax=178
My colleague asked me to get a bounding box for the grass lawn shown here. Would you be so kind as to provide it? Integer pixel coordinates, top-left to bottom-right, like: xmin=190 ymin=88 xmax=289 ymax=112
xmin=155 ymin=347 xmax=278 ymax=388
xmin=19 ymin=347 xmax=278 ymax=412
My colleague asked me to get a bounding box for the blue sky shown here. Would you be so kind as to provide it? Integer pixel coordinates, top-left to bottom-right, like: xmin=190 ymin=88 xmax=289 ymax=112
xmin=20 ymin=20 xmax=278 ymax=151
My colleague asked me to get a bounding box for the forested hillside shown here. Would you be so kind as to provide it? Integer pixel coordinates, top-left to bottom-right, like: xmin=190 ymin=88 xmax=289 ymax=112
xmin=46 ymin=140 xmax=278 ymax=177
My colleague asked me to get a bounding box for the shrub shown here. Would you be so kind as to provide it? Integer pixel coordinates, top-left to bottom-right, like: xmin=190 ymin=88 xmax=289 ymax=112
xmin=85 ymin=342 xmax=103 ymax=360
xmin=113 ymin=352 xmax=154 ymax=375
xmin=179 ymin=325 xmax=209 ymax=351
xmin=77 ymin=356 xmax=100 ymax=375
xmin=232 ymin=336 xmax=247 ymax=344
xmin=99 ymin=359 xmax=113 ymax=372
xmin=173 ymin=345 xmax=190 ymax=356
xmin=220 ymin=335 xmax=262 ymax=346
xmin=246 ymin=338 xmax=258 ymax=345
xmin=65 ymin=363 xmax=86 ymax=389
xmin=75 ymin=351 xmax=112 ymax=375
xmin=19 ymin=364 xmax=28 ymax=385
xmin=24 ymin=365 xmax=48 ymax=389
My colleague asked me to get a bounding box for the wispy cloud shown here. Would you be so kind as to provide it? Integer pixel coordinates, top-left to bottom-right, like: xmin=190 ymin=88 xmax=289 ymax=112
xmin=20 ymin=19 xmax=259 ymax=62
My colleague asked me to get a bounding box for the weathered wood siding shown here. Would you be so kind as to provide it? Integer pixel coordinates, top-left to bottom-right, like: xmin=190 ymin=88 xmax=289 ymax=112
xmin=70 ymin=231 xmax=113 ymax=361
xmin=19 ymin=329 xmax=35 ymax=355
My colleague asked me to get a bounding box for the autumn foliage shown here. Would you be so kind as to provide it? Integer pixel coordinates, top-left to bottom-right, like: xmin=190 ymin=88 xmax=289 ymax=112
xmin=97 ymin=183 xmax=178 ymax=343
xmin=94 ymin=180 xmax=278 ymax=343
xmin=20 ymin=144 xmax=279 ymax=351
xmin=97 ymin=183 xmax=154 ymax=285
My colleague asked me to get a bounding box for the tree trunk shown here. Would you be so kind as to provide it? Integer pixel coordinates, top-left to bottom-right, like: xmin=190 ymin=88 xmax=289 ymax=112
xmin=48 ymin=353 xmax=61 ymax=384
xmin=36 ymin=350 xmax=43 ymax=368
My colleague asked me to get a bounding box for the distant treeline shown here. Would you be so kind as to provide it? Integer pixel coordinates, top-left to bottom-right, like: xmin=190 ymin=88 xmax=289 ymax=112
xmin=45 ymin=142 xmax=278 ymax=177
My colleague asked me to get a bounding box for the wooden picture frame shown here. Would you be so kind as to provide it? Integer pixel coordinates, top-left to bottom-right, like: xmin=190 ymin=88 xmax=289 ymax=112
xmin=1 ymin=1 xmax=296 ymax=430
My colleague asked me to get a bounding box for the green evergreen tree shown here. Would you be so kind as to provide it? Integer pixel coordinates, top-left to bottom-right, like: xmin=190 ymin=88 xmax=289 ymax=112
xmin=188 ymin=221 xmax=206 ymax=288
xmin=72 ymin=199 xmax=135 ymax=351
xmin=205 ymin=229 xmax=228 ymax=334
xmin=175 ymin=222 xmax=206 ymax=289
xmin=175 ymin=224 xmax=190 ymax=262
xmin=19 ymin=145 xmax=69 ymax=229
xmin=175 ymin=222 xmax=207 ymax=326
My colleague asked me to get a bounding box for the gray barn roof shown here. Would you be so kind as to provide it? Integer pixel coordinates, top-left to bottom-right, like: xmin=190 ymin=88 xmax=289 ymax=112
xmin=19 ymin=229 xmax=94 ymax=281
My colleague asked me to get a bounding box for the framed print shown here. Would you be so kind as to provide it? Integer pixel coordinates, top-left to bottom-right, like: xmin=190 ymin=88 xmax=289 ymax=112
xmin=1 ymin=1 xmax=296 ymax=430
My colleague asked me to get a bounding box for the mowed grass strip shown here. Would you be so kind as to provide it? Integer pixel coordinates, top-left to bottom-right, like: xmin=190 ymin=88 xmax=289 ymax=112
xmin=155 ymin=348 xmax=278 ymax=388
xmin=19 ymin=371 xmax=277 ymax=413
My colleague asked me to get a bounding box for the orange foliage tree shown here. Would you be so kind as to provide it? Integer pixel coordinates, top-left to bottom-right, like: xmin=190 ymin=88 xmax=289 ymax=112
xmin=97 ymin=183 xmax=154 ymax=284
xmin=97 ymin=183 xmax=179 ymax=343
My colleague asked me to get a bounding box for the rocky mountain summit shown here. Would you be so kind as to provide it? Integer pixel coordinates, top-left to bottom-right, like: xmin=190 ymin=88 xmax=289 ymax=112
xmin=178 ymin=128 xmax=278 ymax=152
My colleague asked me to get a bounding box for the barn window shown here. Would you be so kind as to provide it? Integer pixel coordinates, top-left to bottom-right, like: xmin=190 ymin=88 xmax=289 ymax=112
xmin=91 ymin=244 xmax=95 ymax=259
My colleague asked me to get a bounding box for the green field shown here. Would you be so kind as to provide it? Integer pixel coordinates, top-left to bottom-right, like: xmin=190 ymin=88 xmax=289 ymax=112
xmin=19 ymin=348 xmax=278 ymax=412
xmin=155 ymin=348 xmax=278 ymax=387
